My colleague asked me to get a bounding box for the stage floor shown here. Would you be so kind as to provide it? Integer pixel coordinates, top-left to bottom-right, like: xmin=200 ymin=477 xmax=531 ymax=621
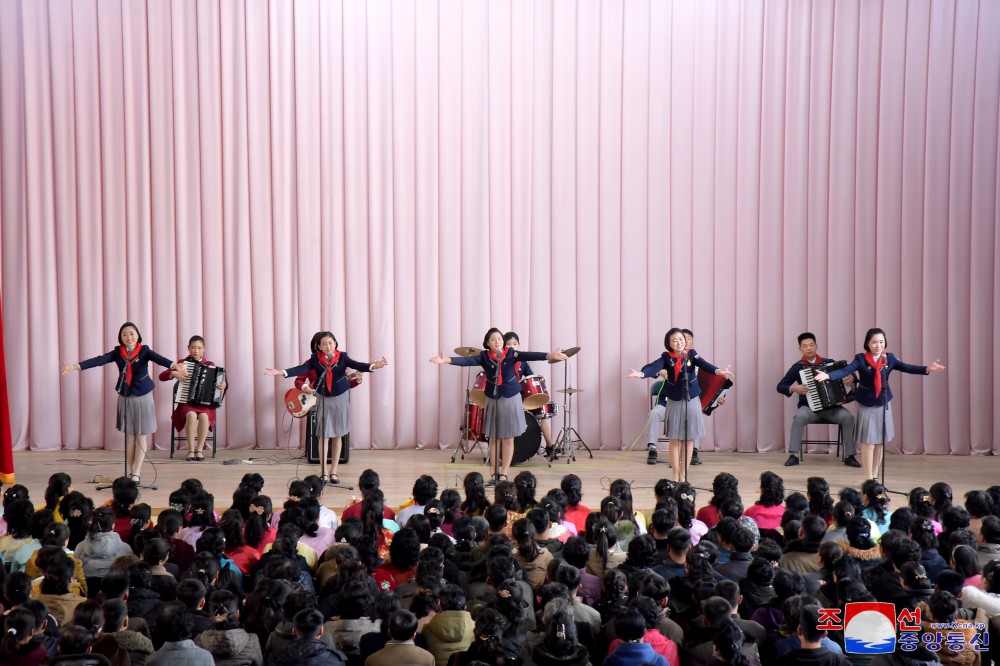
xmin=11 ymin=445 xmax=994 ymax=514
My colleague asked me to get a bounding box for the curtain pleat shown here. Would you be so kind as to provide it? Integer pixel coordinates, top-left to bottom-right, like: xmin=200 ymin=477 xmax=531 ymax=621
xmin=1 ymin=0 xmax=996 ymax=455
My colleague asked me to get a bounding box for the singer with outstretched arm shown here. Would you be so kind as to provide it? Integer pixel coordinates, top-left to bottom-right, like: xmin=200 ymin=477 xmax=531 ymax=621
xmin=627 ymin=327 xmax=734 ymax=482
xmin=430 ymin=327 xmax=567 ymax=484
xmin=813 ymin=327 xmax=945 ymax=482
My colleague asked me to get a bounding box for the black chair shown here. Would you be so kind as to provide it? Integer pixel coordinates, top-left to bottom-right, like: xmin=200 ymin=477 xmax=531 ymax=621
xmin=801 ymin=422 xmax=843 ymax=461
xmin=169 ymin=383 xmax=217 ymax=458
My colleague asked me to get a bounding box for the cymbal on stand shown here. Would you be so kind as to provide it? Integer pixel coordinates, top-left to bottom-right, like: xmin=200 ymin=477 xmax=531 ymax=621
xmin=548 ymin=346 xmax=581 ymax=364
xmin=454 ymin=346 xmax=481 ymax=357
xmin=557 ymin=387 xmax=585 ymax=395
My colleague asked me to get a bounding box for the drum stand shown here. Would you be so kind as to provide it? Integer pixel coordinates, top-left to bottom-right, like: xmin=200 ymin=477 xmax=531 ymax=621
xmin=549 ymin=359 xmax=593 ymax=463
xmin=452 ymin=366 xmax=487 ymax=464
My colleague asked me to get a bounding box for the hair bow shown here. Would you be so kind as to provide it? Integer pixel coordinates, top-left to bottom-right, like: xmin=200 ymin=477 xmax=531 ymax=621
xmin=556 ymin=623 xmax=566 ymax=640
xmin=498 ymin=588 xmax=512 ymax=599
xmin=286 ymin=496 xmax=301 ymax=503
xmin=427 ymin=507 xmax=441 ymax=515
xmin=70 ymin=509 xmax=82 ymax=518
xmin=249 ymin=504 xmax=264 ymax=515
xmin=921 ymin=495 xmax=931 ymax=502
xmin=680 ymin=493 xmax=694 ymax=502
xmin=213 ymin=613 xmax=228 ymax=623
xmin=170 ymin=503 xmax=186 ymax=512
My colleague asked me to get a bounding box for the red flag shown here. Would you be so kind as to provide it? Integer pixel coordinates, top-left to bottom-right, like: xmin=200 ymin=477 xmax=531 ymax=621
xmin=0 ymin=293 xmax=14 ymax=483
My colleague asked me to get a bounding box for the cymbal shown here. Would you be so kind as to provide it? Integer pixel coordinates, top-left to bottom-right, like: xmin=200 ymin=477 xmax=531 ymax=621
xmin=454 ymin=346 xmax=480 ymax=357
xmin=557 ymin=387 xmax=585 ymax=394
xmin=469 ymin=389 xmax=487 ymax=408
xmin=548 ymin=346 xmax=581 ymax=363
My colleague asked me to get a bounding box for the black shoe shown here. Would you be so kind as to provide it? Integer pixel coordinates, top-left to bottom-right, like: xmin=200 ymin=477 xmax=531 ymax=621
xmin=690 ymin=450 xmax=702 ymax=465
xmin=784 ymin=454 xmax=800 ymax=467
xmin=647 ymin=447 xmax=658 ymax=465
xmin=843 ymin=455 xmax=861 ymax=468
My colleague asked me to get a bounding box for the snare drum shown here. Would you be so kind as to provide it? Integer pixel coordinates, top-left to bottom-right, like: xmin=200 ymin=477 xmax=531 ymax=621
xmin=530 ymin=401 xmax=558 ymax=419
xmin=469 ymin=372 xmax=488 ymax=407
xmin=461 ymin=401 xmax=487 ymax=442
xmin=519 ymin=375 xmax=550 ymax=410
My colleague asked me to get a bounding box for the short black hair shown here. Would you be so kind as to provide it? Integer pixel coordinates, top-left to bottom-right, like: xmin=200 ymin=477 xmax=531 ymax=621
xmin=981 ymin=516 xmax=1000 ymax=545
xmin=294 ymin=608 xmax=325 ymax=639
xmin=102 ymin=599 xmax=129 ymax=633
xmin=801 ymin=515 xmax=827 ymax=543
xmin=412 ymin=475 xmax=439 ymax=505
xmin=965 ymin=490 xmax=994 ymax=518
xmin=439 ymin=584 xmax=466 ymax=612
xmin=176 ymin=578 xmax=207 ymax=610
xmin=667 ymin=526 xmax=692 ymax=553
xmin=797 ymin=332 xmax=816 ymax=345
xmin=387 ymin=609 xmax=419 ymax=641
xmin=928 ymin=590 xmax=959 ymax=623
xmin=799 ymin=604 xmax=825 ymax=642
xmin=934 ymin=569 xmax=965 ymax=596
xmin=614 ymin=607 xmax=647 ymax=641
xmin=651 ymin=506 xmax=678 ymax=535
xmin=713 ymin=579 xmax=740 ymax=608
xmin=637 ymin=572 xmax=670 ymax=604
xmin=157 ymin=602 xmax=194 ymax=642
xmin=58 ymin=624 xmax=94 ymax=655
xmin=561 ymin=537 xmax=590 ymax=569
xmin=730 ymin=527 xmax=755 ymax=554
xmin=485 ymin=504 xmax=508 ymax=533
xmin=701 ymin=596 xmax=734 ymax=627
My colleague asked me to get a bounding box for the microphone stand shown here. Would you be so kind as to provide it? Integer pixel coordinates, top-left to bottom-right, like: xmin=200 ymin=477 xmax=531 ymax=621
xmin=681 ymin=355 xmax=690 ymax=484
xmin=877 ymin=362 xmax=905 ymax=496
xmin=489 ymin=350 xmax=504 ymax=485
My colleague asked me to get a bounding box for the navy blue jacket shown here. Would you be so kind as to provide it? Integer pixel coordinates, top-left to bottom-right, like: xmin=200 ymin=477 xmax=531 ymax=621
xmin=451 ymin=350 xmax=548 ymax=399
xmin=826 ymin=353 xmax=927 ymax=407
xmin=641 ymin=349 xmax=719 ymax=404
xmin=79 ymin=346 xmax=174 ymax=397
xmin=777 ymin=357 xmax=828 ymax=409
xmin=284 ymin=352 xmax=371 ymax=397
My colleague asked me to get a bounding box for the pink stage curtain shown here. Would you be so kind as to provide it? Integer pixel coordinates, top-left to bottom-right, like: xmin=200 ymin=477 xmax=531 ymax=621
xmin=1 ymin=0 xmax=997 ymax=456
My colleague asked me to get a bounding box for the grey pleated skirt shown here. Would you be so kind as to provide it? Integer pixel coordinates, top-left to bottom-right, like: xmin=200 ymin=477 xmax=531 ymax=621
xmin=855 ymin=403 xmax=894 ymax=444
xmin=664 ymin=397 xmax=705 ymax=440
xmin=315 ymin=392 xmax=351 ymax=438
xmin=116 ymin=393 xmax=157 ymax=435
xmin=483 ymin=394 xmax=527 ymax=439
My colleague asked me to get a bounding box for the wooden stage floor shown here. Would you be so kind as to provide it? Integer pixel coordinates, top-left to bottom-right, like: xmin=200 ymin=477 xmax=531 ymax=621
xmin=11 ymin=445 xmax=995 ymax=514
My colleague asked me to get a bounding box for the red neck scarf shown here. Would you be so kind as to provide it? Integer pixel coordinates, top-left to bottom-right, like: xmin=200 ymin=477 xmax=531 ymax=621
xmin=667 ymin=350 xmax=686 ymax=379
xmin=119 ymin=344 xmax=143 ymax=386
xmin=317 ymin=350 xmax=341 ymax=392
xmin=514 ymin=360 xmax=523 ymax=381
xmin=486 ymin=346 xmax=509 ymax=364
xmin=801 ymin=355 xmax=823 ymax=365
xmin=865 ymin=352 xmax=888 ymax=397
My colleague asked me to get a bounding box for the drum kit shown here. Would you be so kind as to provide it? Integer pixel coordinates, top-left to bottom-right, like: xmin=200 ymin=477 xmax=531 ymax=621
xmin=450 ymin=345 xmax=592 ymax=466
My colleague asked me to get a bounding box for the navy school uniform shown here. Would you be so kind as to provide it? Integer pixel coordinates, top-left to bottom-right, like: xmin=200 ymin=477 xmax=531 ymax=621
xmin=826 ymin=353 xmax=927 ymax=407
xmin=79 ymin=346 xmax=174 ymax=395
xmin=282 ymin=352 xmax=373 ymax=396
xmin=449 ymin=349 xmax=549 ymax=398
xmin=639 ymin=349 xmax=719 ymax=405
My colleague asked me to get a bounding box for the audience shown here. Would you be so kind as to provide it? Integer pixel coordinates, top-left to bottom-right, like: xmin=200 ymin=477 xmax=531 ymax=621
xmin=2 ymin=465 xmax=997 ymax=666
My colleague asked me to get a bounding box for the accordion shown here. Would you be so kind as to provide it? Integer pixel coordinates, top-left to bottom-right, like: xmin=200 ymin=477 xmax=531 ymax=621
xmin=176 ymin=360 xmax=227 ymax=408
xmin=799 ymin=359 xmax=855 ymax=412
xmin=698 ymin=369 xmax=733 ymax=415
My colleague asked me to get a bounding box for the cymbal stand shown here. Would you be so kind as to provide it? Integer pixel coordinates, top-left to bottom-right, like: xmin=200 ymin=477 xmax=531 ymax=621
xmin=549 ymin=359 xmax=593 ymax=463
xmin=452 ymin=366 xmax=487 ymax=463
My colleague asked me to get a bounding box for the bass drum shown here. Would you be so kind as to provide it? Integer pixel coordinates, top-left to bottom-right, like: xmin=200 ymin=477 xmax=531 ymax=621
xmin=511 ymin=415 xmax=542 ymax=465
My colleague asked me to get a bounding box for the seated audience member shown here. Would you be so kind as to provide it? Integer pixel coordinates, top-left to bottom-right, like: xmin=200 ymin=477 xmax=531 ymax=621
xmin=364 ymin=609 xmax=434 ymax=666
xmin=775 ymin=604 xmax=851 ymax=666
xmin=146 ymin=602 xmax=214 ymax=666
